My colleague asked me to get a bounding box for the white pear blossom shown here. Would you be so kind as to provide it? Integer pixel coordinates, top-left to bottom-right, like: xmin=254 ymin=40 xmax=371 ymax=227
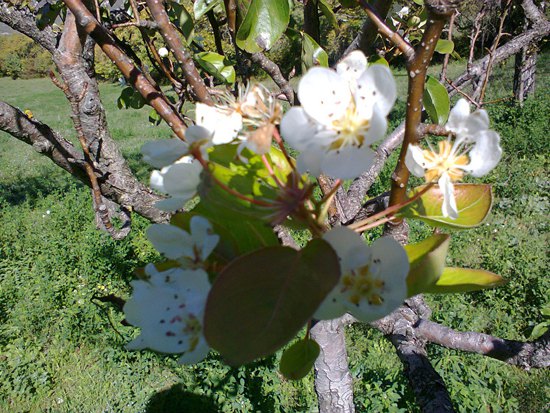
xmin=150 ymin=158 xmax=202 ymax=211
xmin=195 ymin=102 xmax=243 ymax=145
xmin=146 ymin=216 xmax=219 ymax=264
xmin=315 ymin=227 xmax=409 ymax=323
xmin=158 ymin=47 xmax=169 ymax=58
xmin=124 ymin=265 xmax=211 ymax=364
xmin=280 ymin=50 xmax=396 ymax=180
xmin=405 ymin=99 xmax=502 ymax=219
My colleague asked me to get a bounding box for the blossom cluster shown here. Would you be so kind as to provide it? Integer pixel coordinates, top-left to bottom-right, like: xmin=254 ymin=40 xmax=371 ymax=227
xmin=123 ymin=216 xmax=218 ymax=364
xmin=141 ymin=84 xmax=282 ymax=211
xmin=406 ymin=99 xmax=502 ymax=218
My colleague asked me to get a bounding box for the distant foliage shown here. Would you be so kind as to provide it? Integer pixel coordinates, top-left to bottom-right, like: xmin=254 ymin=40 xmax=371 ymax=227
xmin=0 ymin=34 xmax=51 ymax=79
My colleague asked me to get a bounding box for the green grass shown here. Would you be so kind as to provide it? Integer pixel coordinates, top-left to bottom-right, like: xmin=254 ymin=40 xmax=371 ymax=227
xmin=1 ymin=57 xmax=549 ymax=412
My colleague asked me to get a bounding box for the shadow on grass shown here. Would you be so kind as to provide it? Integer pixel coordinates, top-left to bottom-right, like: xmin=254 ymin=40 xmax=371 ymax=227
xmin=0 ymin=172 xmax=80 ymax=206
xmin=145 ymin=384 xmax=218 ymax=413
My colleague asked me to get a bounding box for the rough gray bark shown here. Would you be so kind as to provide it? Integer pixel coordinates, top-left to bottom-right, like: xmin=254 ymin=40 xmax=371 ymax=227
xmin=311 ymin=316 xmax=356 ymax=413
xmin=416 ymin=320 xmax=550 ymax=369
xmin=373 ymin=297 xmax=455 ymax=413
xmin=0 ymin=4 xmax=169 ymax=225
xmin=513 ymin=41 xmax=538 ymax=103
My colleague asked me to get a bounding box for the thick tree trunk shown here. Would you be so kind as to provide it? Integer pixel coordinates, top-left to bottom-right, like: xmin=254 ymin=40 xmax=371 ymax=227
xmin=311 ymin=317 xmax=355 ymax=413
xmin=513 ymin=44 xmax=537 ymax=103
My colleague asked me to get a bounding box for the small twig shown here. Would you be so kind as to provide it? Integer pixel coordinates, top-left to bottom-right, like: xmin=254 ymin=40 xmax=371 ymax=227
xmin=93 ymin=0 xmax=101 ymax=22
xmin=250 ymin=53 xmax=295 ymax=104
xmin=444 ymin=76 xmax=480 ymax=108
xmin=111 ymin=20 xmax=158 ymax=29
xmin=50 ymin=72 xmax=130 ymax=239
xmin=358 ymin=0 xmax=415 ymax=60
xmin=439 ymin=11 xmax=456 ymax=81
xmin=207 ymin=9 xmax=225 ymax=56
xmin=145 ymin=0 xmax=213 ymax=105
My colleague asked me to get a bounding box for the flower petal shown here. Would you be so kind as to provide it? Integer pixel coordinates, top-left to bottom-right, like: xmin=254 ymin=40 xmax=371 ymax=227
xmin=465 ymin=130 xmax=502 ymax=177
xmin=446 ymin=99 xmax=470 ymax=132
xmin=141 ymin=139 xmax=189 ymax=168
xmin=351 ymin=237 xmax=408 ymax=322
xmin=189 ymin=216 xmax=219 ymax=261
xmin=405 ymin=145 xmax=428 ymax=177
xmin=296 ymin=146 xmax=324 ymax=177
xmin=155 ymin=197 xmax=188 ymax=212
xmin=362 ymin=108 xmax=388 ymax=146
xmin=323 ymin=226 xmax=370 ymax=273
xmin=279 ymin=107 xmax=316 ymax=151
xmin=161 ymin=160 xmax=202 ymax=198
xmin=355 ymin=64 xmax=397 ymax=117
xmin=178 ymin=336 xmax=210 ymax=364
xmin=314 ymin=289 xmax=348 ymax=320
xmin=439 ymin=173 xmax=458 ymax=219
xmin=298 ymin=67 xmax=352 ymax=127
xmin=147 ymin=224 xmax=194 ymax=260
xmin=196 ymin=103 xmax=242 ymax=144
xmin=336 ymin=50 xmax=368 ymax=83
xmin=321 ymin=145 xmax=376 ymax=180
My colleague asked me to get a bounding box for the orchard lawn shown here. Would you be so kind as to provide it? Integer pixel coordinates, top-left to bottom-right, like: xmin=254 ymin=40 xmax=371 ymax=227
xmin=0 ymin=56 xmax=548 ymax=412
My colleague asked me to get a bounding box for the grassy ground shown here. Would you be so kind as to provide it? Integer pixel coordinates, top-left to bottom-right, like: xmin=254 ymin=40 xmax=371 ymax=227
xmin=0 ymin=58 xmax=549 ymax=412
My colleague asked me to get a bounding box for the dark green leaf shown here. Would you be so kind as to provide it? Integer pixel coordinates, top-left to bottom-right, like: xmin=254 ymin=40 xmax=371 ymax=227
xmin=405 ymin=234 xmax=450 ymax=296
xmin=167 ymin=1 xmax=194 ymax=44
xmin=338 ymin=0 xmax=358 ymax=8
xmin=148 ymin=109 xmax=162 ymax=126
xmin=398 ymin=184 xmax=493 ymax=229
xmin=236 ymin=0 xmax=290 ymax=53
xmin=530 ymin=322 xmax=550 ymax=340
xmin=425 ymin=267 xmax=506 ymax=294
xmin=117 ymin=86 xmax=146 ymax=110
xmin=423 ymin=75 xmax=450 ymax=124
xmin=280 ymin=338 xmax=320 ymax=380
xmin=195 ymin=52 xmax=236 ymax=84
xmin=301 ymin=32 xmax=329 ymax=73
xmin=204 ymin=239 xmax=340 ymax=365
xmin=318 ymin=0 xmax=339 ymax=31
xmin=194 ymin=0 xmax=222 ymax=20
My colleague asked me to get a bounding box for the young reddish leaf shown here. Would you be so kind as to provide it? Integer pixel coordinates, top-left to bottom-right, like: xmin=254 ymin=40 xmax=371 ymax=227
xmin=398 ymin=184 xmax=493 ymax=229
xmin=425 ymin=267 xmax=506 ymax=294
xmin=204 ymin=239 xmax=340 ymax=365
xmin=280 ymin=338 xmax=320 ymax=380
xmin=405 ymin=234 xmax=450 ymax=297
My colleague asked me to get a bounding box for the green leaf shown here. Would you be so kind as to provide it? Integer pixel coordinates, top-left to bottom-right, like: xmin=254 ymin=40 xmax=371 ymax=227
xmin=530 ymin=322 xmax=550 ymax=340
xmin=117 ymin=86 xmax=146 ymax=110
xmin=368 ymin=55 xmax=389 ymax=67
xmin=398 ymin=184 xmax=493 ymax=229
xmin=204 ymin=239 xmax=340 ymax=365
xmin=413 ymin=0 xmax=424 ymax=5
xmin=405 ymin=234 xmax=450 ymax=296
xmin=236 ymin=0 xmax=290 ymax=53
xmin=148 ymin=109 xmax=162 ymax=126
xmin=167 ymin=1 xmax=194 ymax=44
xmin=194 ymin=0 xmax=222 ymax=20
xmin=280 ymin=338 xmax=320 ymax=380
xmin=423 ymin=75 xmax=450 ymax=125
xmin=540 ymin=306 xmax=550 ymax=317
xmin=36 ymin=2 xmax=62 ymax=30
xmin=318 ymin=0 xmax=339 ymax=31
xmin=435 ymin=39 xmax=455 ymax=54
xmin=171 ymin=202 xmax=279 ymax=265
xmin=195 ymin=52 xmax=236 ymax=84
xmin=301 ymin=32 xmax=329 ymax=73
xmin=425 ymin=267 xmax=506 ymax=294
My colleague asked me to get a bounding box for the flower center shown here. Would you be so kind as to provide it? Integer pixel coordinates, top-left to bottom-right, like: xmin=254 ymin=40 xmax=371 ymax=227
xmin=328 ymin=102 xmax=370 ymax=151
xmin=341 ymin=261 xmax=385 ymax=307
xmin=423 ymin=140 xmax=469 ymax=182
